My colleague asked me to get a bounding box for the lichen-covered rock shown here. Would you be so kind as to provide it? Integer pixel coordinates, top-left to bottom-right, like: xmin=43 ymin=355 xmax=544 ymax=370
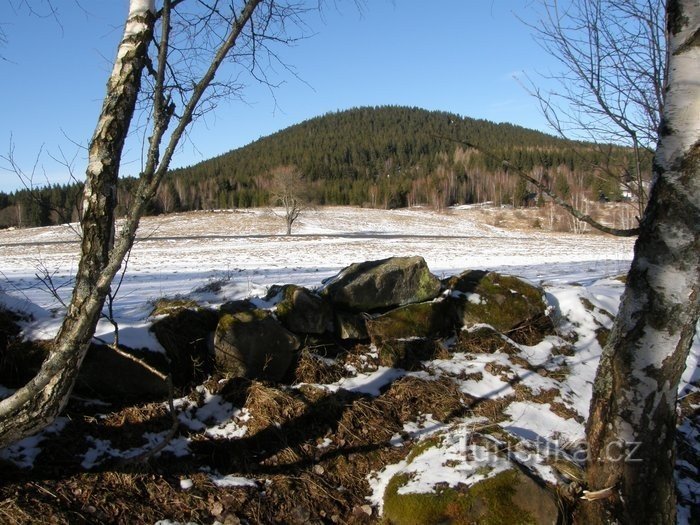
xmin=445 ymin=270 xmax=551 ymax=338
xmin=214 ymin=309 xmax=300 ymax=381
xmin=383 ymin=467 xmax=558 ymax=525
xmin=321 ymin=256 xmax=442 ymax=312
xmin=150 ymin=306 xmax=219 ymax=387
xmin=365 ymin=300 xmax=455 ymax=343
xmin=272 ymin=285 xmax=333 ymax=335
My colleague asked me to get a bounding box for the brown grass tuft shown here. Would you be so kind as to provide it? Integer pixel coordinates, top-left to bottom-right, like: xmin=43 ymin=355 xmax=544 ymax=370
xmin=293 ymin=349 xmax=349 ymax=385
xmin=243 ymin=382 xmax=308 ymax=435
xmin=381 ymin=376 xmax=468 ymax=422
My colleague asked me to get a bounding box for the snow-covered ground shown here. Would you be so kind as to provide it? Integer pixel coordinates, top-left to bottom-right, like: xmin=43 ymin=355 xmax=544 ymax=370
xmin=1 ymin=206 xmax=633 ymax=345
xmin=1 ymin=206 xmax=698 ymax=522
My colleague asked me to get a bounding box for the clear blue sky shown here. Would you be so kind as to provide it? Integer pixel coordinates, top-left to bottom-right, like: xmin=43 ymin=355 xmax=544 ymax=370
xmin=0 ymin=1 xmax=558 ymax=193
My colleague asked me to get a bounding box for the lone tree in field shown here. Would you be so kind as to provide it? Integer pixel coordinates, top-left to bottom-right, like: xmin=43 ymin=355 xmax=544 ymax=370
xmin=270 ymin=165 xmax=309 ymax=235
xmin=577 ymin=0 xmax=700 ymax=523
xmin=0 ymin=0 xmax=313 ymax=448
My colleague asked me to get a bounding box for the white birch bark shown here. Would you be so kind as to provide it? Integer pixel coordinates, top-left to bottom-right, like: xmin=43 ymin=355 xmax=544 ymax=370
xmin=0 ymin=0 xmax=156 ymax=449
xmin=581 ymin=1 xmax=700 ymax=523
xmin=0 ymin=0 xmax=267 ymax=450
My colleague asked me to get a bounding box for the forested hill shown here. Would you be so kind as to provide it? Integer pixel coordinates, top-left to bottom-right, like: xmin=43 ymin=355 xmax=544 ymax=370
xmin=167 ymin=106 xmax=580 ymax=209
xmin=0 ymin=106 xmax=638 ymax=228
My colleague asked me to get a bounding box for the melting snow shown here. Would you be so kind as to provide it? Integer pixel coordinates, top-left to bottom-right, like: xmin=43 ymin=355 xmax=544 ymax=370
xmin=0 ymin=206 xmax=697 ymax=520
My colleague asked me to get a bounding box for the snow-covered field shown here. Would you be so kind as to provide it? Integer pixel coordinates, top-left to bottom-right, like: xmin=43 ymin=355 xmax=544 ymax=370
xmin=1 ymin=205 xmax=698 ymax=522
xmin=1 ymin=206 xmax=634 ymax=344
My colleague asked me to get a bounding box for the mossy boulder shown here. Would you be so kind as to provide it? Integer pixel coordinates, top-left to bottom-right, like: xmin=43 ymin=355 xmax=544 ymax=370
xmin=383 ymin=468 xmax=558 ymax=525
xmin=365 ymin=299 xmax=455 ymax=344
xmin=149 ymin=297 xmax=200 ymax=316
xmin=214 ymin=309 xmax=300 ymax=381
xmin=321 ymin=256 xmax=442 ymax=312
xmin=445 ymin=270 xmax=551 ymax=339
xmin=150 ymin=306 xmax=219 ymax=387
xmin=271 ymin=285 xmax=333 ymax=335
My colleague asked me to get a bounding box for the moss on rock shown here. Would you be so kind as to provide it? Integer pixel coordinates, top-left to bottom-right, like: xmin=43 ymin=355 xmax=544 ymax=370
xmin=366 ymin=300 xmax=455 ymax=344
xmin=445 ymin=270 xmax=553 ymax=343
xmin=383 ymin=468 xmax=558 ymax=525
xmin=273 ymin=285 xmax=333 ymax=335
xmin=214 ymin=309 xmax=300 ymax=381
xmin=149 ymin=297 xmax=200 ymax=316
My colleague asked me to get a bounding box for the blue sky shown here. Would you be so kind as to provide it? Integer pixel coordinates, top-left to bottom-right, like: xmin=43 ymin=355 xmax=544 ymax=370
xmin=0 ymin=1 xmax=558 ymax=193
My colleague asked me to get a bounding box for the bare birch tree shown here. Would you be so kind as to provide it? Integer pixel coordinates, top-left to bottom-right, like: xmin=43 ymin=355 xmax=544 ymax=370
xmin=524 ymin=0 xmax=665 ymax=231
xmin=270 ymin=165 xmax=309 ymax=235
xmin=578 ymin=1 xmax=700 ymax=522
xmin=0 ymin=0 xmax=313 ymax=448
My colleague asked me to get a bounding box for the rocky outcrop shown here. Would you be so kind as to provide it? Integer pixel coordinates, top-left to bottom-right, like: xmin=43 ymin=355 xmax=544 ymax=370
xmin=321 ymin=256 xmax=441 ymax=312
xmin=214 ymin=309 xmax=300 ymax=381
xmin=1 ymin=261 xmax=555 ymax=399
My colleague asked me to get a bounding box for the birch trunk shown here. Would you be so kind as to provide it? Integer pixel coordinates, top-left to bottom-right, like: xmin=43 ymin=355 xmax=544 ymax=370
xmin=580 ymin=1 xmax=700 ymax=522
xmin=0 ymin=0 xmax=155 ymax=448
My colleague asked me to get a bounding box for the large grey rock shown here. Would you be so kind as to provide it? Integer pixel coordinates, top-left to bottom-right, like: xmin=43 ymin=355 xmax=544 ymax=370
xmin=214 ymin=309 xmax=300 ymax=381
xmin=321 ymin=256 xmax=442 ymax=312
xmin=271 ymin=285 xmax=333 ymax=335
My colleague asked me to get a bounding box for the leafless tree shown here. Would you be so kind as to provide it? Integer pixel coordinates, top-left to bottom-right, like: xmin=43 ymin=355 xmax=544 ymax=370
xmin=523 ymin=0 xmax=665 ymax=230
xmin=0 ymin=0 xmax=315 ymax=448
xmin=577 ymin=1 xmax=700 ymax=522
xmin=270 ymin=165 xmax=309 ymax=235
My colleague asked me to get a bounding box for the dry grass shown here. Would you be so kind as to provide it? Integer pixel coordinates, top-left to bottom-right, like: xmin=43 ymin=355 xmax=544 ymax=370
xmin=381 ymin=376 xmax=468 ymax=422
xmin=293 ymin=349 xmax=349 ymax=385
xmin=469 ymin=395 xmax=516 ymax=423
xmin=475 ymin=202 xmax=639 ymax=234
xmin=453 ymin=326 xmax=518 ymax=355
xmin=243 ymin=382 xmax=309 ymax=435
